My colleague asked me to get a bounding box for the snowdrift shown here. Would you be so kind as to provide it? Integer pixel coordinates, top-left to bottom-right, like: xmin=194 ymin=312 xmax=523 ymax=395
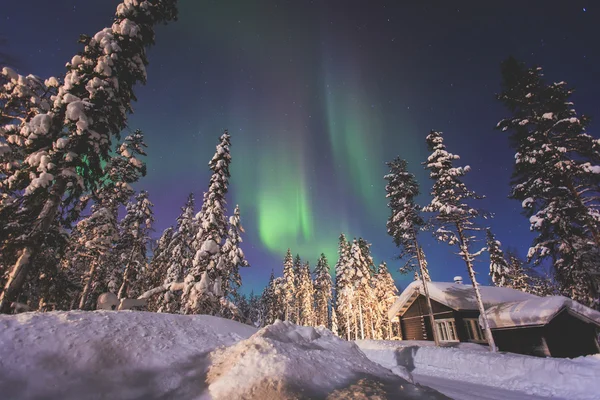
xmin=0 ymin=311 xmax=448 ymax=399
xmin=206 ymin=320 xmax=444 ymax=399
xmin=356 ymin=340 xmax=600 ymax=400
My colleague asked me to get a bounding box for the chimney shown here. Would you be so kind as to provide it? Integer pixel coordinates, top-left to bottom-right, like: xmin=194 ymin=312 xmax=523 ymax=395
xmin=453 ymin=276 xmax=463 ymax=284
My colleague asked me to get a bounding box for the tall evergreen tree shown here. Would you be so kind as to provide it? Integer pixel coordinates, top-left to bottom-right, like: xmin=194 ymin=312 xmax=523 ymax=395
xmin=497 ymin=57 xmax=600 ymax=308
xmin=0 ymin=0 xmax=178 ymax=313
xmin=297 ymin=260 xmax=315 ymax=326
xmin=423 ymin=130 xmax=497 ymax=352
xmin=156 ymin=193 xmax=195 ymax=313
xmin=262 ymin=270 xmax=276 ymax=325
xmin=145 ymin=226 xmax=173 ymax=311
xmin=116 ymin=191 xmax=154 ymax=299
xmin=373 ymin=262 xmax=399 ymax=339
xmin=486 ymin=228 xmax=511 ymax=287
xmin=384 ymin=156 xmax=437 ymax=343
xmin=221 ymin=204 xmax=249 ymax=298
xmin=183 ymin=131 xmax=232 ymax=314
xmin=313 ymin=253 xmax=332 ymax=328
xmin=282 ymin=248 xmax=296 ymax=322
xmin=334 ymin=233 xmax=353 ymax=340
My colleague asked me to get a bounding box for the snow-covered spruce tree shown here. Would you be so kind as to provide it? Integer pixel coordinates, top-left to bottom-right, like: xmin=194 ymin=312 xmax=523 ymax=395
xmin=247 ymin=292 xmax=263 ymax=327
xmin=182 ymin=131 xmax=232 ymax=315
xmin=423 ymin=130 xmax=497 ymax=352
xmin=74 ymin=131 xmax=148 ymax=309
xmin=116 ymin=190 xmax=154 ymax=299
xmin=486 ymin=228 xmax=511 ymax=287
xmin=313 ymin=253 xmax=332 ymax=328
xmin=155 ymin=193 xmax=196 ymax=313
xmin=373 ymin=262 xmax=399 ymax=340
xmin=385 ymin=156 xmax=438 ymax=344
xmin=262 ymin=270 xmax=276 ymax=325
xmin=271 ymin=276 xmax=287 ymax=322
xmin=334 ymin=233 xmax=353 ymax=340
xmin=282 ymin=248 xmax=297 ymax=322
xmin=74 ymin=200 xmax=120 ymax=310
xmin=502 ymin=250 xmax=558 ymax=296
xmin=221 ymin=204 xmax=249 ymax=299
xmin=497 ymin=57 xmax=600 ymax=308
xmin=144 ymin=226 xmax=173 ymax=311
xmin=0 ymin=0 xmax=178 ymax=313
xmin=348 ymin=238 xmax=376 ymax=340
xmin=297 ymin=260 xmax=315 ymax=326
xmin=330 ymin=305 xmax=339 ymax=336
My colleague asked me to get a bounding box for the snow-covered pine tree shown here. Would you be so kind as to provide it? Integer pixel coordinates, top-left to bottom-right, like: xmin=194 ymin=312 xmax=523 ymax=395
xmin=183 ymin=131 xmax=232 ymax=315
xmin=75 ymin=131 xmax=147 ymax=309
xmin=221 ymin=204 xmax=249 ymax=299
xmin=297 ymin=260 xmax=315 ymax=326
xmin=502 ymin=250 xmax=558 ymax=297
xmin=116 ymin=191 xmax=154 ymax=299
xmin=154 ymin=194 xmax=196 ymax=313
xmin=373 ymin=262 xmax=399 ymax=339
xmin=486 ymin=229 xmax=511 ymax=287
xmin=282 ymin=248 xmax=296 ymax=322
xmin=384 ymin=156 xmax=437 ymax=343
xmin=348 ymin=238 xmax=376 ymax=340
xmin=497 ymin=57 xmax=600 ymax=308
xmin=334 ymin=233 xmax=353 ymax=340
xmin=144 ymin=226 xmax=173 ymax=311
xmin=262 ymin=270 xmax=276 ymax=325
xmin=313 ymin=253 xmax=332 ymax=328
xmin=423 ymin=130 xmax=497 ymax=352
xmin=272 ymin=276 xmax=286 ymax=322
xmin=330 ymin=305 xmax=339 ymax=336
xmin=74 ymin=200 xmax=119 ymax=310
xmin=0 ymin=0 xmax=178 ymax=313
xmin=247 ymin=292 xmax=263 ymax=327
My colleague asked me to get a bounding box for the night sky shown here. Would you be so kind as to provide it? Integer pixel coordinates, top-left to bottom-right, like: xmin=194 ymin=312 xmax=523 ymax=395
xmin=2 ymin=1 xmax=599 ymax=294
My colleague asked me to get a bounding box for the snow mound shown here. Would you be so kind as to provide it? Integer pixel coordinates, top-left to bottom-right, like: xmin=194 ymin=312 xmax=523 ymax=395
xmin=0 ymin=312 xmax=447 ymax=399
xmin=206 ymin=320 xmax=447 ymax=399
xmin=0 ymin=311 xmax=256 ymax=399
xmin=356 ymin=340 xmax=600 ymax=400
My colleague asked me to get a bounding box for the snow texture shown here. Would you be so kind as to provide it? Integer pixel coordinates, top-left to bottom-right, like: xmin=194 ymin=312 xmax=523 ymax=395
xmin=356 ymin=340 xmax=600 ymax=400
xmin=0 ymin=311 xmax=447 ymax=399
xmin=389 ymin=280 xmax=537 ymax=319
xmin=484 ymin=295 xmax=600 ymax=329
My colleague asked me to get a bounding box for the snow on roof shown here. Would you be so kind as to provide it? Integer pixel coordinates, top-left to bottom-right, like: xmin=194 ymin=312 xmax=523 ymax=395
xmin=389 ymin=280 xmax=537 ymax=319
xmin=483 ymin=296 xmax=600 ymax=329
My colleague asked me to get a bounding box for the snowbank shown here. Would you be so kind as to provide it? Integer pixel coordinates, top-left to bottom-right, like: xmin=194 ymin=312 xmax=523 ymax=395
xmin=0 ymin=311 xmax=256 ymax=399
xmin=206 ymin=320 xmax=445 ymax=399
xmin=0 ymin=312 xmax=448 ymax=399
xmin=356 ymin=340 xmax=600 ymax=400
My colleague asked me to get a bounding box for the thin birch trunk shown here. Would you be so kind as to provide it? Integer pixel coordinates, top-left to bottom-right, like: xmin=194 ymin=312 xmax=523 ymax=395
xmin=456 ymin=223 xmax=497 ymax=352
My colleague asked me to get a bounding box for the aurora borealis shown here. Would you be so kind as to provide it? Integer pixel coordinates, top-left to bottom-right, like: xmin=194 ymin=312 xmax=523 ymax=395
xmin=2 ymin=1 xmax=598 ymax=294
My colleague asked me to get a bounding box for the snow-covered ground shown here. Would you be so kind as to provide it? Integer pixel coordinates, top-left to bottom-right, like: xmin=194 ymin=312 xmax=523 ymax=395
xmin=356 ymin=340 xmax=600 ymax=400
xmin=0 ymin=311 xmax=446 ymax=399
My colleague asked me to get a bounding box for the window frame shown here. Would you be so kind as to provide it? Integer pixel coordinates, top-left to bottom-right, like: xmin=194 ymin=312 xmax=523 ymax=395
xmin=435 ymin=318 xmax=459 ymax=343
xmin=463 ymin=318 xmax=486 ymax=343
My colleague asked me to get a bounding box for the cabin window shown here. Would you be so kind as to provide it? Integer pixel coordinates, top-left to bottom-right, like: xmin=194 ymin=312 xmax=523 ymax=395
xmin=435 ymin=319 xmax=458 ymax=342
xmin=464 ymin=318 xmax=486 ymax=342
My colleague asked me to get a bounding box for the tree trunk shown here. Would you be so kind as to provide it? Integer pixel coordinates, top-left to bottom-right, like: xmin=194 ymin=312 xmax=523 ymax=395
xmin=79 ymin=261 xmax=98 ymax=310
xmin=358 ymin=296 xmax=364 ymax=340
xmin=0 ymin=178 xmax=67 ymax=313
xmin=456 ymin=223 xmax=498 ymax=352
xmin=118 ymin=246 xmax=138 ymax=299
xmin=415 ymin=239 xmax=440 ymax=346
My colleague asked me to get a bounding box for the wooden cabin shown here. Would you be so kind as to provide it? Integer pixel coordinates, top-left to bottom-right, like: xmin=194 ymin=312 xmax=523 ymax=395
xmin=389 ymin=278 xmax=600 ymax=358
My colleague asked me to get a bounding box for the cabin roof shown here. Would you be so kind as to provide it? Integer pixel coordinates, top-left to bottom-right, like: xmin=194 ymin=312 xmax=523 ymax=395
xmin=388 ymin=280 xmax=537 ymax=319
xmin=483 ymin=295 xmax=600 ymax=329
